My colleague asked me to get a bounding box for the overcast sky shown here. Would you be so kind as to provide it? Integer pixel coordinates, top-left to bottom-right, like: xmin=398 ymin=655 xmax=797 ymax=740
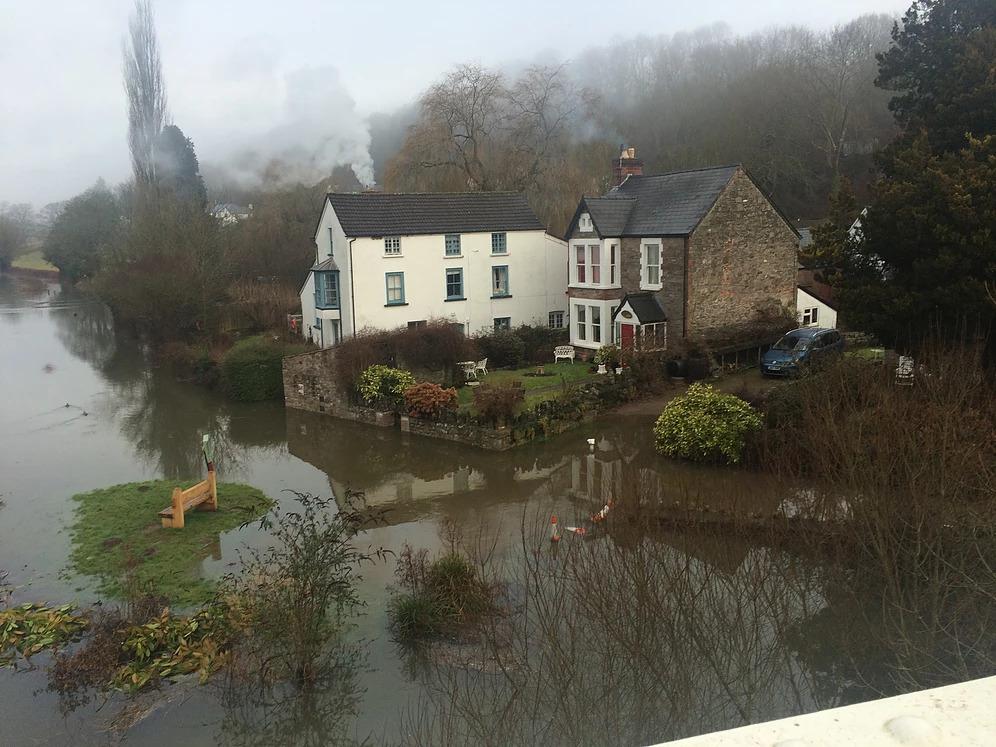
xmin=0 ymin=0 xmax=902 ymax=206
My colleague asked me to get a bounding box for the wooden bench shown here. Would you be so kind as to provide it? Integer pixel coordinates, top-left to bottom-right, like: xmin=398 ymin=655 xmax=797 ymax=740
xmin=159 ymin=469 xmax=218 ymax=528
xmin=554 ymin=345 xmax=576 ymax=364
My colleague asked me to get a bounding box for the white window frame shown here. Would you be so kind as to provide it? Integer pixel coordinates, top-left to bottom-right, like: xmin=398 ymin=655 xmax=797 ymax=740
xmin=572 ymin=240 xmax=619 ymax=289
xmin=548 ymin=310 xmax=565 ymax=329
xmin=384 ymin=236 xmax=401 ymax=256
xmin=801 ymin=307 xmax=819 ymax=326
xmin=590 ymin=305 xmax=602 ymax=344
xmin=444 ymin=234 xmax=461 ymax=256
xmin=640 ymin=239 xmax=663 ymax=290
xmin=575 ymin=304 xmax=587 ymax=341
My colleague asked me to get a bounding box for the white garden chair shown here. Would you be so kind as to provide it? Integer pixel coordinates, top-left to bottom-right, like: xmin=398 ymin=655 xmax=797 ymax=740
xmin=460 ymin=361 xmax=477 ymax=381
xmin=554 ymin=345 xmax=575 ymax=364
xmin=475 ymin=358 xmax=489 ymax=376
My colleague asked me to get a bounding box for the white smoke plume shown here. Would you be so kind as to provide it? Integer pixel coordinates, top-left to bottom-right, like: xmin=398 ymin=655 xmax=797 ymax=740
xmin=207 ymin=65 xmax=374 ymax=189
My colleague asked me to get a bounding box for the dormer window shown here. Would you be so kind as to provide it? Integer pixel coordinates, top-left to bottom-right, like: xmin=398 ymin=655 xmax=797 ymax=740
xmin=579 ymin=213 xmax=593 ymax=232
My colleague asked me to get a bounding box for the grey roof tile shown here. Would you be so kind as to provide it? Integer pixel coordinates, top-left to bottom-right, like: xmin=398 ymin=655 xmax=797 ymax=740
xmin=326 ymin=192 xmax=544 ymax=237
xmin=600 ymin=165 xmax=738 ymax=236
xmin=614 ymin=292 xmax=668 ymax=323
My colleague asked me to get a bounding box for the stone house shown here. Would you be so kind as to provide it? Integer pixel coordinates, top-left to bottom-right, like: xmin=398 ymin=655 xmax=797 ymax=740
xmin=563 ymin=148 xmax=799 ymax=354
xmin=300 ymin=191 xmax=567 ymax=347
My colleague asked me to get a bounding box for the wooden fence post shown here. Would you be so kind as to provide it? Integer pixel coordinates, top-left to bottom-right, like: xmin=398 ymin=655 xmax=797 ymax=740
xmin=172 ymin=487 xmax=185 ymax=529
xmin=204 ymin=466 xmax=218 ymax=511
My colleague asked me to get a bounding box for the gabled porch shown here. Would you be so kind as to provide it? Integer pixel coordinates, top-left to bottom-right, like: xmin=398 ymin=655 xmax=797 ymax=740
xmin=612 ymin=293 xmax=667 ymax=351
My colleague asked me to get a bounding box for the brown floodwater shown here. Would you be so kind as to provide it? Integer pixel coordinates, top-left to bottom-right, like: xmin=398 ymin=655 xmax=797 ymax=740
xmin=0 ymin=275 xmax=861 ymax=745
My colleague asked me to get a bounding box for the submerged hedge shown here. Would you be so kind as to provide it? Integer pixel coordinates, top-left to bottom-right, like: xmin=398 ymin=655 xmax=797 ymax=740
xmin=220 ymin=335 xmax=309 ymax=402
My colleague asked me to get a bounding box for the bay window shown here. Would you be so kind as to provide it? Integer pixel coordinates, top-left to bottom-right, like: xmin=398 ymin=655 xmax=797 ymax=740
xmin=572 ymin=241 xmax=619 ymax=288
xmin=314 ymin=271 xmax=339 ymax=309
xmin=576 ymin=304 xmax=587 ymax=341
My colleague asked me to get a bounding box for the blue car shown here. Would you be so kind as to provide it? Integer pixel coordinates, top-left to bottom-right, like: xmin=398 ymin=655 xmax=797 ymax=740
xmin=761 ymin=327 xmax=845 ymax=377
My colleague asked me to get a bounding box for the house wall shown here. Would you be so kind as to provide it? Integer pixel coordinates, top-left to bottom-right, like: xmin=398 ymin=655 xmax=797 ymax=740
xmin=797 ymin=287 xmax=837 ymax=329
xmin=686 ymin=168 xmax=798 ymax=342
xmin=301 ymin=201 xmax=355 ymax=347
xmin=566 ymin=225 xmax=684 ymax=350
xmin=347 ymin=229 xmax=566 ymax=335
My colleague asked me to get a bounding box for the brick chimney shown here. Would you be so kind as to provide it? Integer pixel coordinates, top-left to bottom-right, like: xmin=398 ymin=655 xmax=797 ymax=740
xmin=612 ymin=145 xmax=643 ymax=185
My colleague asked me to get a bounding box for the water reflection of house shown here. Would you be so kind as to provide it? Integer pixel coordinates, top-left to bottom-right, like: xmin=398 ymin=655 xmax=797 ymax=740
xmin=286 ymin=408 xmax=574 ymax=527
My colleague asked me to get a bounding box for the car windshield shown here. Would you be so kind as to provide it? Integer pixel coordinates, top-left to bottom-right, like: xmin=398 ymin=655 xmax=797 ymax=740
xmin=773 ymin=334 xmax=809 ymax=351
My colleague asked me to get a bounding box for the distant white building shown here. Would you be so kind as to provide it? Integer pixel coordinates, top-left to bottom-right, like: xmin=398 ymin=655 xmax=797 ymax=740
xmin=797 ymin=285 xmax=838 ymax=329
xmin=210 ymin=203 xmax=252 ymax=225
xmin=299 ymin=192 xmax=568 ymax=347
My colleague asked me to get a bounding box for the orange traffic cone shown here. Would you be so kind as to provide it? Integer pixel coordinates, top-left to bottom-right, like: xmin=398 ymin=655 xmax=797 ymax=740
xmin=550 ymin=515 xmax=561 ymax=543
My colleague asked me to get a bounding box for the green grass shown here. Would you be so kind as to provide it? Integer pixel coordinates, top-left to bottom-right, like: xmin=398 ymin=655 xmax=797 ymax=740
xmin=68 ymin=480 xmax=273 ymax=607
xmin=845 ymin=347 xmax=886 ymax=361
xmin=456 ymin=362 xmax=597 ymax=409
xmin=11 ymin=249 xmax=58 ymax=272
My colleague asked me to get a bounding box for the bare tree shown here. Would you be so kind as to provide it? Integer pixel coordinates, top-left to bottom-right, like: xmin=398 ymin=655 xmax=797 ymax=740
xmin=123 ymin=0 xmax=168 ymax=187
xmin=802 ymin=15 xmax=895 ymax=181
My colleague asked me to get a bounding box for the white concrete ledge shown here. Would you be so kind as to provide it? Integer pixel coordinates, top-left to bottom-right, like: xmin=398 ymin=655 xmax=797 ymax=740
xmin=657 ymin=675 xmax=996 ymax=746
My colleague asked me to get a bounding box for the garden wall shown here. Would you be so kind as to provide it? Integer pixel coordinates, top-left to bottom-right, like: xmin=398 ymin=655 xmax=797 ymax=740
xmin=283 ymin=348 xmax=515 ymax=450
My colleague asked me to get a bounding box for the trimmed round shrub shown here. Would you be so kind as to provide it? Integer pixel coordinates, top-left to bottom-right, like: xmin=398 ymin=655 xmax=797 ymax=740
xmin=357 ymin=364 xmax=416 ymax=409
xmin=403 ymin=382 xmax=458 ymax=419
xmin=653 ymin=383 xmax=762 ymax=463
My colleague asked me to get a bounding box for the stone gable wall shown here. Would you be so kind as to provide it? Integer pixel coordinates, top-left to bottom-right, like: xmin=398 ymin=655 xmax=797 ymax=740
xmin=686 ymin=168 xmax=798 ymax=342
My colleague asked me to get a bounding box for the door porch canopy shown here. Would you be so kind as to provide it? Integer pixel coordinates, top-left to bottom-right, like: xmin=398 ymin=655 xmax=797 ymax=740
xmin=612 ymin=292 xmax=667 ymax=350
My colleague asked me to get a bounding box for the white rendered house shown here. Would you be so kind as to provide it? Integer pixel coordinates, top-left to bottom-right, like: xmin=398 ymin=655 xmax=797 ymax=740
xmin=796 ymin=285 xmax=838 ymax=329
xmin=299 ymin=192 xmax=568 ymax=347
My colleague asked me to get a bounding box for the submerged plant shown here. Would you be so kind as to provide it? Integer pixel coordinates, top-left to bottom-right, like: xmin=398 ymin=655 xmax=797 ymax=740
xmin=0 ymin=603 xmax=89 ymax=664
xmin=226 ymin=490 xmax=386 ymax=688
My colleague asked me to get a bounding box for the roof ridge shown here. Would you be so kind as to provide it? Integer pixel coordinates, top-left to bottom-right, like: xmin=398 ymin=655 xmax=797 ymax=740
xmin=328 ymin=190 xmax=528 ymax=197
xmin=625 ymin=163 xmax=741 ymax=180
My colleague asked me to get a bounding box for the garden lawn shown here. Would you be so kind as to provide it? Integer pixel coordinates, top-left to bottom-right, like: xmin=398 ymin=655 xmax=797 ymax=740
xmin=68 ymin=480 xmax=273 ymax=607
xmin=456 ymin=362 xmax=597 ymax=409
xmin=12 ymin=249 xmax=58 ymax=272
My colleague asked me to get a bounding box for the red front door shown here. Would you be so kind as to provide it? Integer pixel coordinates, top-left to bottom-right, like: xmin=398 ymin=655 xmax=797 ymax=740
xmin=620 ymin=323 xmax=635 ymax=349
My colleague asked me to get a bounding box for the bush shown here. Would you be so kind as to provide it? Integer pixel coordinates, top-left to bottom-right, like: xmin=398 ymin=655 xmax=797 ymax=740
xmin=473 ymin=381 xmax=525 ymax=425
xmin=594 ymin=345 xmax=621 ymax=368
xmin=221 ymin=335 xmax=308 ymax=402
xmin=357 ymin=364 xmax=416 ymax=410
xmin=515 ymin=324 xmax=569 ymax=364
xmin=474 ymin=329 xmax=526 ymax=368
xmin=403 ymin=382 xmax=458 ymax=419
xmin=654 ymin=383 xmax=762 ymax=463
xmin=388 ymin=546 xmax=493 ymax=641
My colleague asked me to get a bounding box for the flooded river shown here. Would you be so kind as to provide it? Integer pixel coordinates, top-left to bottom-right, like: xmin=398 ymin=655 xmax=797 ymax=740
xmin=0 ymin=275 xmax=873 ymax=745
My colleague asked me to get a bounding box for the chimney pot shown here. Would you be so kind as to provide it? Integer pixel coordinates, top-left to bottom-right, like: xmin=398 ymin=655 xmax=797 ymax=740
xmin=612 ymin=146 xmax=643 ymax=186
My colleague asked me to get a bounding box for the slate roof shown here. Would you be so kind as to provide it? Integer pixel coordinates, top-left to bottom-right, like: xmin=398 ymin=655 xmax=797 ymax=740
xmin=325 ymin=192 xmax=544 ymax=237
xmin=584 ymin=197 xmax=636 ymax=236
xmin=312 ymin=257 xmax=339 ymax=272
xmin=600 ymin=165 xmax=739 ymax=236
xmin=614 ymin=292 xmax=668 ymax=323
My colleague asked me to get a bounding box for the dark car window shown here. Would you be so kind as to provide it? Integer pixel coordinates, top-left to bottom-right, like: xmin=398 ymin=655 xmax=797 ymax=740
xmin=773 ymin=334 xmax=809 ymax=351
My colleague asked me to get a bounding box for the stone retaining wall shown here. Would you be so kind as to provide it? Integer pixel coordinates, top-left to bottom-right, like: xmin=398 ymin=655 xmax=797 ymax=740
xmin=283 ymin=349 xmax=516 ymax=450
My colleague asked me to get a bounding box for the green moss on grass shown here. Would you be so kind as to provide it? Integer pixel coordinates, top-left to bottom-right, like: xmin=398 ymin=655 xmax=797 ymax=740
xmin=68 ymin=480 xmax=272 ymax=607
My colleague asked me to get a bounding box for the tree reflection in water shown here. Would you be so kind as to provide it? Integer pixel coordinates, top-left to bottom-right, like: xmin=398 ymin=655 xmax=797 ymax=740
xmin=401 ymin=516 xmax=856 ymax=747
xmin=216 ymin=640 xmax=368 ymax=747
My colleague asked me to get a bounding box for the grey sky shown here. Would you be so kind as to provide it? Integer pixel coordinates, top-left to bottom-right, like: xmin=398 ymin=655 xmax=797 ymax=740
xmin=0 ymin=0 xmax=902 ymax=206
